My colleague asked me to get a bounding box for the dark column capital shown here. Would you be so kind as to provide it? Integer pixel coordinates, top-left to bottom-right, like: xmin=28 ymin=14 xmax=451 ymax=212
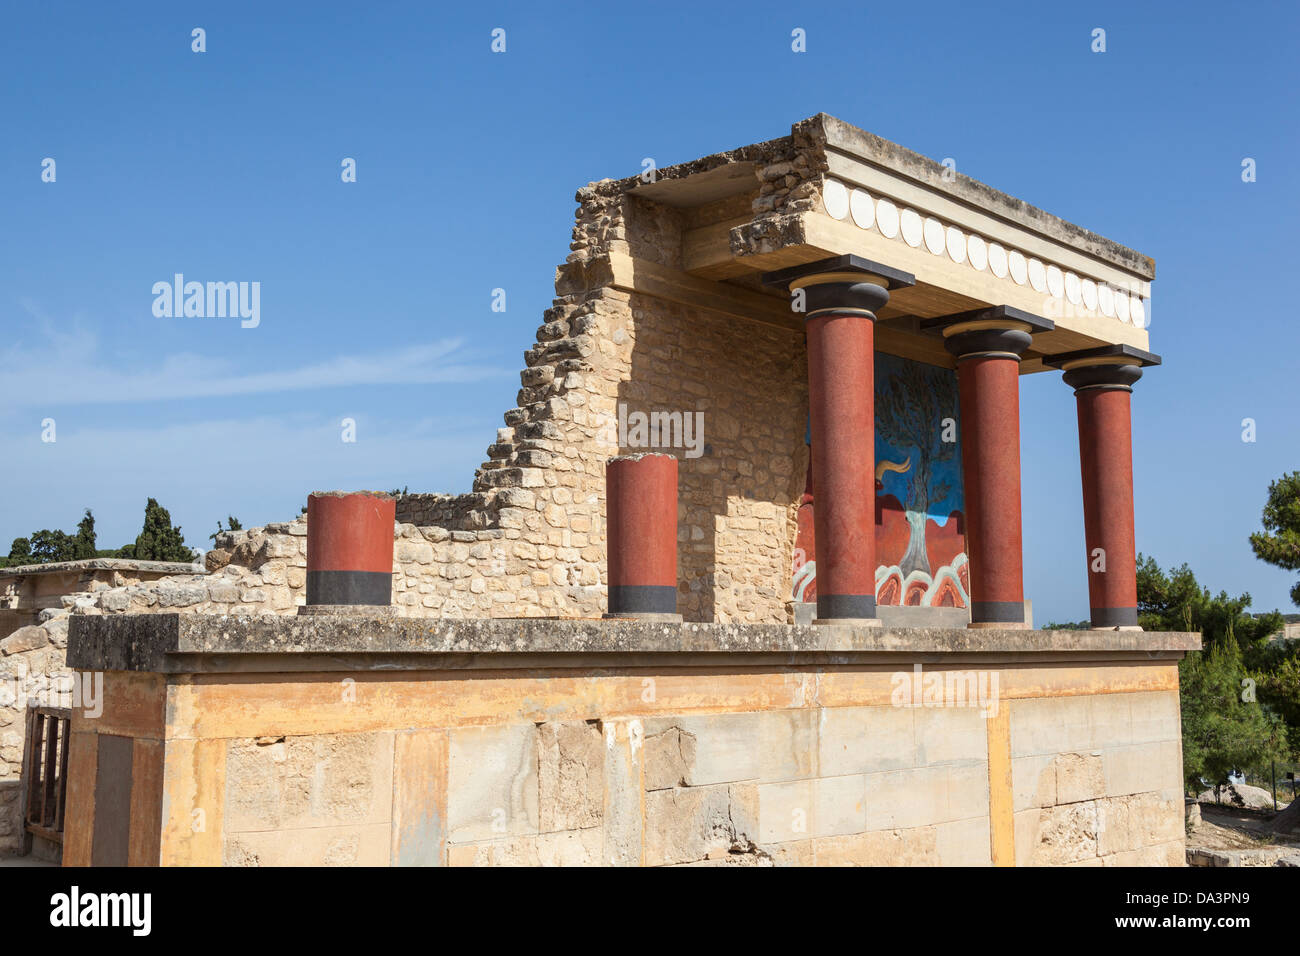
xmin=1045 ymin=344 xmax=1161 ymax=393
xmin=920 ymin=305 xmax=1054 ymax=361
xmin=762 ymin=254 xmax=914 ymax=321
xmin=944 ymin=323 xmax=1034 ymax=360
xmin=1061 ymin=362 xmax=1144 ymax=392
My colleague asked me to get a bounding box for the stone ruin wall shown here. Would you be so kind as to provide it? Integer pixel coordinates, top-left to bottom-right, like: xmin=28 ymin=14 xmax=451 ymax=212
xmin=394 ymin=118 xmax=832 ymax=625
xmin=0 ymin=128 xmax=836 ymax=854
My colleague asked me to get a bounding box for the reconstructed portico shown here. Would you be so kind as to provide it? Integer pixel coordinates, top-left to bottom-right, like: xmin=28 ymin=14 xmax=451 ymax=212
xmin=620 ymin=113 xmax=1160 ymax=629
xmin=46 ymin=115 xmax=1195 ymax=868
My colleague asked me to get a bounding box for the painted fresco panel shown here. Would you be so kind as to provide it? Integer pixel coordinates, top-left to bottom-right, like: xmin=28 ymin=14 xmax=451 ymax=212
xmin=792 ymin=353 xmax=968 ymax=608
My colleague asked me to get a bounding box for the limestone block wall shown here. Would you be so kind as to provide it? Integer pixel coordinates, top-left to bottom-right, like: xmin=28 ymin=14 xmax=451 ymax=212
xmin=59 ymin=619 xmax=1193 ymax=867
xmin=1009 ymin=693 xmax=1186 ymax=866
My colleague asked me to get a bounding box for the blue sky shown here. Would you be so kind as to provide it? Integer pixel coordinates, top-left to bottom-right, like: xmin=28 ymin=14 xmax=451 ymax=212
xmin=2 ymin=1 xmax=1297 ymax=623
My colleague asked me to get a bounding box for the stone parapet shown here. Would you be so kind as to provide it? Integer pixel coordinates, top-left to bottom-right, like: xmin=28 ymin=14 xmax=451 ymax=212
xmin=67 ymin=613 xmax=1201 ymax=674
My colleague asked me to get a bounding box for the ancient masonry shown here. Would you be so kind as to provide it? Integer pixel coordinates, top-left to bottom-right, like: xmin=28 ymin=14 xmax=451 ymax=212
xmin=3 ymin=114 xmax=1195 ymax=867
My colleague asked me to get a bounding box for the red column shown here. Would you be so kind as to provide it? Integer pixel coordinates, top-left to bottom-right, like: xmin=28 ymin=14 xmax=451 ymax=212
xmin=805 ymin=310 xmax=879 ymax=621
xmin=605 ymin=453 xmax=679 ymax=619
xmin=945 ymin=323 xmax=1033 ymax=628
xmin=304 ymin=491 xmax=395 ymax=608
xmin=1065 ymin=361 xmax=1144 ymax=628
xmin=762 ymin=256 xmax=912 ymax=624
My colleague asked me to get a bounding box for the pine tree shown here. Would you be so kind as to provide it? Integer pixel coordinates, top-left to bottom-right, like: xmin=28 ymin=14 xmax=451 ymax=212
xmin=1179 ymin=636 xmax=1285 ymax=791
xmin=127 ymin=498 xmax=192 ymax=562
xmin=4 ymin=537 xmax=33 ymax=567
xmin=1250 ymin=471 xmax=1300 ymax=607
xmin=29 ymin=529 xmax=75 ymax=563
xmin=73 ymin=509 xmax=97 ymax=560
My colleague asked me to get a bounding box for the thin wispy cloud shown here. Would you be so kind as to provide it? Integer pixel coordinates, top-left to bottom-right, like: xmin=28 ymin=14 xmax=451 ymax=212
xmin=1 ymin=310 xmax=505 ymax=407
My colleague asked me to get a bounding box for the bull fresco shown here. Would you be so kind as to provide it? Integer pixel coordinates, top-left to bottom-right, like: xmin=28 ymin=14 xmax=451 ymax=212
xmin=792 ymin=353 xmax=968 ymax=608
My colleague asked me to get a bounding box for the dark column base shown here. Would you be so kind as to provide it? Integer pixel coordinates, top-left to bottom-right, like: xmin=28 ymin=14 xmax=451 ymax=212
xmin=1090 ymin=606 xmax=1140 ymax=628
xmin=815 ymin=593 xmax=878 ymax=621
xmin=607 ymin=584 xmax=677 ymax=616
xmin=306 ymin=570 xmax=392 ymax=606
xmin=969 ymin=600 xmax=1028 ymax=626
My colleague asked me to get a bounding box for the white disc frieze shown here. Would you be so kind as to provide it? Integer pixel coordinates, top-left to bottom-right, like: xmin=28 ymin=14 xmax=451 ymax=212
xmin=1008 ymin=250 xmax=1027 ymax=285
xmin=1028 ymin=258 xmax=1047 ymax=292
xmin=946 ymin=225 xmax=966 ymax=263
xmin=924 ymin=217 xmax=946 ymax=255
xmin=1098 ymin=283 xmax=1115 ymax=317
xmin=1081 ymin=279 xmax=1098 ymax=311
xmin=988 ymin=242 xmax=1008 ymax=278
xmin=1046 ymin=265 xmax=1064 ymax=299
xmin=900 ymin=208 xmax=923 ymax=247
xmin=876 ymin=198 xmax=900 ymax=238
xmin=823 ymin=179 xmax=849 ymax=220
xmin=850 ymin=188 xmax=874 ymax=229
xmin=1065 ymin=272 xmax=1081 ymax=305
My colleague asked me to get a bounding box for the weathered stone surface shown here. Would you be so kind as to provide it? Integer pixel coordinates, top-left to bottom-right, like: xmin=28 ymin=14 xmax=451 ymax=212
xmin=99 ymin=590 xmax=131 ymax=612
xmin=819 ymin=705 xmax=915 ymax=776
xmin=1187 ymin=845 xmax=1295 ymax=867
xmin=537 ymin=828 xmax=602 ymax=866
xmin=934 ymin=816 xmax=992 ymax=866
xmin=1016 ymin=801 xmax=1099 ymax=866
xmin=1103 ymin=739 xmax=1182 ymax=798
xmin=205 ymin=549 xmax=232 ymax=572
xmin=156 ymin=585 xmax=208 ymax=608
xmin=224 ymin=732 xmax=394 ymax=832
xmin=41 ymin=617 xmax=69 ymax=649
xmin=756 ymin=779 xmax=812 ymax=844
xmin=644 ymin=710 xmax=815 ymax=787
xmin=643 ymin=783 xmax=758 ymax=866
xmin=913 ymin=706 xmax=990 ymax=766
xmin=601 ymin=719 xmax=644 ymax=866
xmin=757 ymin=840 xmax=814 ymax=866
xmin=446 ymin=836 xmax=541 ymax=867
xmin=862 ymin=763 xmax=989 ymax=831
xmin=225 ymin=823 xmax=391 ymax=866
xmin=814 ymin=827 xmax=939 ymax=866
xmin=1 ymin=625 xmax=48 ymax=655
xmin=1012 ymin=754 xmax=1058 ymax=811
xmin=1099 ymin=841 xmax=1183 ymax=867
xmin=537 ymin=720 xmax=603 ymax=832
xmin=447 ymin=723 xmax=539 ymax=843
xmin=1055 ymin=752 xmax=1105 ymax=804
xmin=644 ymin=724 xmax=695 ymax=791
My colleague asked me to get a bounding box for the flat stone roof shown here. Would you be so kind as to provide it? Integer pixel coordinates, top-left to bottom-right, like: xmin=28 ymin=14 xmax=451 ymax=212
xmin=0 ymin=558 xmax=201 ymax=578
xmin=68 ymin=613 xmax=1201 ymax=674
xmin=817 ymin=114 xmax=1154 ymax=280
xmin=624 ymin=112 xmax=1153 ymax=280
